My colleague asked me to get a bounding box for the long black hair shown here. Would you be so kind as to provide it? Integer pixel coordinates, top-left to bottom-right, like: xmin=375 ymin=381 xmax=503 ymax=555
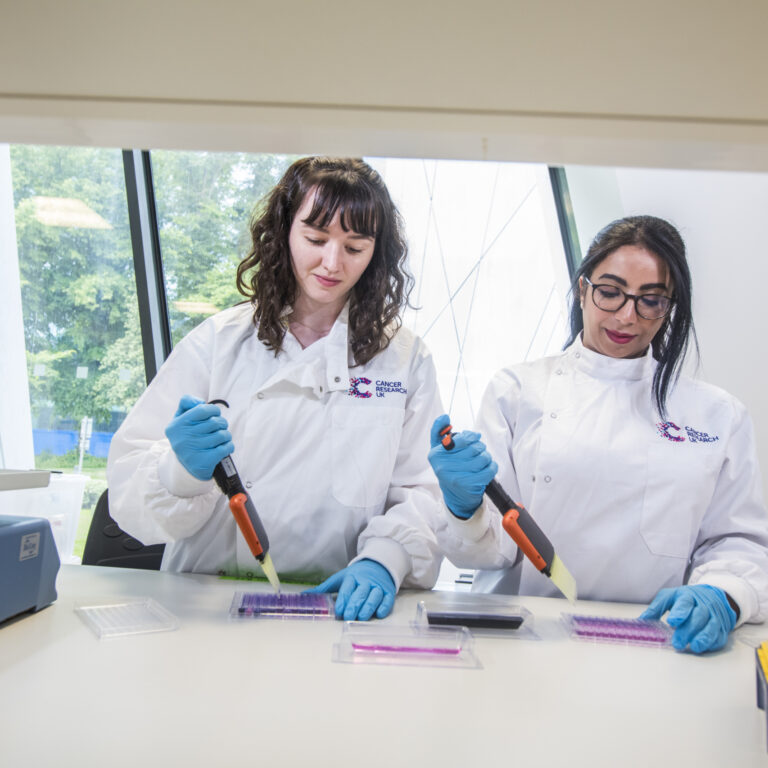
xmin=566 ymin=215 xmax=698 ymax=418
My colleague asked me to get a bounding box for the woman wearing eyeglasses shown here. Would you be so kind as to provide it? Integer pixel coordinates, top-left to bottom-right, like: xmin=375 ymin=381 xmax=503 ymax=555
xmin=429 ymin=215 xmax=768 ymax=653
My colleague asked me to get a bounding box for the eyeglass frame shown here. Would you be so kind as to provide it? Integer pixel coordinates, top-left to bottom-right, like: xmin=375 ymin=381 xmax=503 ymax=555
xmin=582 ymin=276 xmax=675 ymax=320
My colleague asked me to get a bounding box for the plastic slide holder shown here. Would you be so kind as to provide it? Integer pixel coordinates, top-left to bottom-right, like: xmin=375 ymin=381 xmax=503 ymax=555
xmin=333 ymin=622 xmax=481 ymax=668
xmin=75 ymin=597 xmax=179 ymax=639
xmin=415 ymin=592 xmax=532 ymax=636
xmin=562 ymin=613 xmax=673 ymax=647
xmin=230 ymin=591 xmax=335 ymax=620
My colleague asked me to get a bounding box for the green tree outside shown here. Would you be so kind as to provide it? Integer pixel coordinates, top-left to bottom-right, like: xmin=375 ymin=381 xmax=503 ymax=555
xmin=11 ymin=145 xmax=296 ymax=558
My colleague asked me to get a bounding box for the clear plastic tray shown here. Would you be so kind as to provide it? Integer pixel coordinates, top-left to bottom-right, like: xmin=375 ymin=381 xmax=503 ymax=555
xmin=333 ymin=622 xmax=481 ymax=668
xmin=229 ymin=591 xmax=335 ymax=620
xmin=416 ymin=592 xmax=534 ymax=637
xmin=562 ymin=613 xmax=673 ymax=648
xmin=75 ymin=597 xmax=179 ymax=638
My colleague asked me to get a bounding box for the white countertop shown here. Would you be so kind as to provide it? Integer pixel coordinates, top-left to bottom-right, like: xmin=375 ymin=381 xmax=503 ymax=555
xmin=1 ymin=564 xmax=765 ymax=768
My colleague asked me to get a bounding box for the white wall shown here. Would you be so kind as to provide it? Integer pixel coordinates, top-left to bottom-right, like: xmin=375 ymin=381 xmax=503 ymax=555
xmin=1 ymin=1 xmax=768 ymax=170
xmin=566 ymin=165 xmax=768 ymax=494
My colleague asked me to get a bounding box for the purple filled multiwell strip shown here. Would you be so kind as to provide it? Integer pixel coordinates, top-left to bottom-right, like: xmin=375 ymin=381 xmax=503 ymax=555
xmin=236 ymin=592 xmax=331 ymax=617
xmin=567 ymin=614 xmax=672 ymax=646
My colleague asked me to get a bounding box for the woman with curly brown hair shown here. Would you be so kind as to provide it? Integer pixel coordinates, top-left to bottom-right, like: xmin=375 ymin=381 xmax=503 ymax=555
xmin=108 ymin=157 xmax=445 ymax=620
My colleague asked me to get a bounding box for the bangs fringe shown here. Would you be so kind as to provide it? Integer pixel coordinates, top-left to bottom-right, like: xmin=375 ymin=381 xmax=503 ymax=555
xmin=302 ymin=177 xmax=381 ymax=237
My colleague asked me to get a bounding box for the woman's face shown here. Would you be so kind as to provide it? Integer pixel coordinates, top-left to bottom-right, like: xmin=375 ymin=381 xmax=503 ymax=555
xmin=288 ymin=189 xmax=376 ymax=314
xmin=579 ymin=245 xmax=673 ymax=359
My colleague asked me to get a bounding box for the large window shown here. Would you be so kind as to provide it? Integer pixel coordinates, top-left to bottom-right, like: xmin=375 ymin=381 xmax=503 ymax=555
xmin=2 ymin=145 xmax=141 ymax=561
xmin=1 ymin=146 xmax=571 ymax=568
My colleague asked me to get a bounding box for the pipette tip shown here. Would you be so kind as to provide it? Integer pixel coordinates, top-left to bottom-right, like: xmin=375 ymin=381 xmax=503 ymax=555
xmin=260 ymin=553 xmax=282 ymax=594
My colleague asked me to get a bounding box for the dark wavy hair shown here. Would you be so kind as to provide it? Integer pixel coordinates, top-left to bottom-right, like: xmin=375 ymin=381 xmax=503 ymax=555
xmin=566 ymin=215 xmax=698 ymax=418
xmin=236 ymin=157 xmax=412 ymax=365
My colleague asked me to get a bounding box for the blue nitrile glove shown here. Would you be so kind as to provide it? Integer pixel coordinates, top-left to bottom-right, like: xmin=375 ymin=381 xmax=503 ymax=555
xmin=306 ymin=559 xmax=396 ymax=621
xmin=428 ymin=413 xmax=498 ymax=519
xmin=164 ymin=395 xmax=234 ymax=481
xmin=640 ymin=584 xmax=737 ymax=653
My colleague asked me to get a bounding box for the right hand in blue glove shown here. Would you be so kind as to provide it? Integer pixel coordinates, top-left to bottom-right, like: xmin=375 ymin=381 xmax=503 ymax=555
xmin=640 ymin=584 xmax=737 ymax=654
xmin=306 ymin=559 xmax=396 ymax=621
xmin=428 ymin=413 xmax=498 ymax=519
xmin=164 ymin=395 xmax=234 ymax=481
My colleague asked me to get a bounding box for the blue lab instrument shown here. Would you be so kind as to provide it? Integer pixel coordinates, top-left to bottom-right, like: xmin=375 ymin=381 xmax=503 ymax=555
xmin=0 ymin=515 xmax=60 ymax=625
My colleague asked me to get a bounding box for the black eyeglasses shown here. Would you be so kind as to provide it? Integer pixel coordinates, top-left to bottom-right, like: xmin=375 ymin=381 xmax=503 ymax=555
xmin=583 ymin=276 xmax=674 ymax=320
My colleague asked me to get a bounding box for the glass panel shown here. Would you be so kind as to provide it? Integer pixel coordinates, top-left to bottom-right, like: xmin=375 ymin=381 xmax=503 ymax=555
xmin=370 ymin=157 xmax=570 ymax=433
xmin=151 ymin=151 xmax=569 ymax=590
xmin=151 ymin=151 xmax=298 ymax=343
xmin=6 ymin=145 xmax=140 ymax=562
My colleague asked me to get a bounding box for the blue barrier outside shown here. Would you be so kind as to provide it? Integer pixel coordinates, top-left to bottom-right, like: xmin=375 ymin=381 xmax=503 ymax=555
xmin=33 ymin=429 xmax=114 ymax=458
xmin=89 ymin=431 xmax=114 ymax=458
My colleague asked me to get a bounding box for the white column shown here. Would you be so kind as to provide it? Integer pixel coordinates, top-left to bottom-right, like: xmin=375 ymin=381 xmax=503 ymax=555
xmin=0 ymin=144 xmax=35 ymax=469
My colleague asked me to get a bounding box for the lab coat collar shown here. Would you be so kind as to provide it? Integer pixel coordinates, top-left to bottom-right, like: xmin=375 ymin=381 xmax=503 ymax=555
xmin=568 ymin=333 xmax=655 ymax=381
xmin=261 ymin=301 xmax=352 ymax=396
xmin=326 ymin=302 xmax=353 ymax=393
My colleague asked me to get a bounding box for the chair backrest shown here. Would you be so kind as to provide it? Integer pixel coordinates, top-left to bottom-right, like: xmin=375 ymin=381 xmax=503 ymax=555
xmin=82 ymin=489 xmax=165 ymax=569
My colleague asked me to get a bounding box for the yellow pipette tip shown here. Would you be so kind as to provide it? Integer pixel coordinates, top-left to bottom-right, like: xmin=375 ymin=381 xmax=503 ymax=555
xmin=550 ymin=555 xmax=578 ymax=604
xmin=260 ymin=553 xmax=282 ymax=594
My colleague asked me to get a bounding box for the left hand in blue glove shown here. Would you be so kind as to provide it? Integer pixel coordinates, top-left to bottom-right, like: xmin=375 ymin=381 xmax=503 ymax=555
xmin=305 ymin=559 xmax=396 ymax=621
xmin=640 ymin=584 xmax=737 ymax=653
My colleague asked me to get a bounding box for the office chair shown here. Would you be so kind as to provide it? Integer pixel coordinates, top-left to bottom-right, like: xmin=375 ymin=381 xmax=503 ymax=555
xmin=82 ymin=489 xmax=165 ymax=569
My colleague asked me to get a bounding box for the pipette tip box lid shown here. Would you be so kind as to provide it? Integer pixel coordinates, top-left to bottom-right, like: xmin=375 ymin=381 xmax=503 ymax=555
xmin=415 ymin=592 xmax=533 ymax=637
xmin=75 ymin=597 xmax=179 ymax=639
xmin=562 ymin=613 xmax=673 ymax=648
xmin=229 ymin=591 xmax=335 ymax=620
xmin=332 ymin=622 xmax=481 ymax=668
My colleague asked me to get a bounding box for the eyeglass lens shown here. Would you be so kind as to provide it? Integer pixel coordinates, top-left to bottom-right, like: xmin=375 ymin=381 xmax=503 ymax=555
xmin=591 ymin=284 xmax=671 ymax=319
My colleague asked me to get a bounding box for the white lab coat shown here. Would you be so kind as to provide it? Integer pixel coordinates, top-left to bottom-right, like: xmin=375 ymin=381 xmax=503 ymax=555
xmin=107 ymin=303 xmax=444 ymax=589
xmin=439 ymin=335 xmax=768 ymax=623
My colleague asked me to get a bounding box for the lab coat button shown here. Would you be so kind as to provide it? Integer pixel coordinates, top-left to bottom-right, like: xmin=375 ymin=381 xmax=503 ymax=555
xmin=550 ymin=412 xmax=557 ymax=419
xmin=256 ymin=392 xmax=264 ymax=400
xmin=531 ymin=475 xmax=536 ymax=482
xmin=319 ymin=386 xmax=324 ymax=393
xmin=245 ymin=481 xmax=253 ymax=489
xmin=334 ymin=376 xmax=341 ymax=383
xmin=575 ymin=352 xmax=581 ymax=359
xmin=555 ymin=368 xmax=563 ymax=375
xmin=544 ymin=475 xmax=552 ymax=483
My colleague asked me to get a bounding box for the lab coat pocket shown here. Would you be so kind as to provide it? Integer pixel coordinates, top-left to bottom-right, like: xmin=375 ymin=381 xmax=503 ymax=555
xmin=331 ymin=406 xmax=402 ymax=508
xmin=640 ymin=443 xmax=716 ymax=558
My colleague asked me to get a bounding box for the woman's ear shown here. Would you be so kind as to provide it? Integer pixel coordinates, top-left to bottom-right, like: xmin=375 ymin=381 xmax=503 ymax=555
xmin=578 ymin=277 xmax=586 ymax=309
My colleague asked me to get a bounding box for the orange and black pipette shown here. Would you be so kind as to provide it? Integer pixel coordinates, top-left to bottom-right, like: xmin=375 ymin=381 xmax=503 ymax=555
xmin=209 ymin=400 xmax=281 ymax=593
xmin=439 ymin=423 xmax=577 ymax=603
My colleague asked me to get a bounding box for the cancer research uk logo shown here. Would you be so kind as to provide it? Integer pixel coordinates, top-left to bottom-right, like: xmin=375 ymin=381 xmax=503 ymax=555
xmin=657 ymin=421 xmax=719 ymax=443
xmin=348 ymin=377 xmax=408 ymax=399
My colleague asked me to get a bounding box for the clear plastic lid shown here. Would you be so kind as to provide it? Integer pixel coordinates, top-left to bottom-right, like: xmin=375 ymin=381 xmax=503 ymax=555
xmin=415 ymin=592 xmax=537 ymax=639
xmin=75 ymin=597 xmax=179 ymax=639
xmin=229 ymin=591 xmax=335 ymax=620
xmin=333 ymin=622 xmax=481 ymax=668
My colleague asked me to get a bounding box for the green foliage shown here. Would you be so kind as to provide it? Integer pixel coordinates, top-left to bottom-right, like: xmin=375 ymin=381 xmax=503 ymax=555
xmin=35 ymin=450 xmax=107 ymax=470
xmin=152 ymin=151 xmax=296 ymax=343
xmin=12 ymin=145 xmax=298 ymax=434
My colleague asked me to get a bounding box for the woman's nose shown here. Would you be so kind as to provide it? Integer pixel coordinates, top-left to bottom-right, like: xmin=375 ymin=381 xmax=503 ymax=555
xmin=322 ymin=242 xmax=341 ymax=272
xmin=616 ymin=297 xmax=638 ymax=322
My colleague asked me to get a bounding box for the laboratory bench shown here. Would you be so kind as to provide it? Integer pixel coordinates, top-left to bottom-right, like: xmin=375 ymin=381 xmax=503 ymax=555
xmin=1 ymin=564 xmax=765 ymax=768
